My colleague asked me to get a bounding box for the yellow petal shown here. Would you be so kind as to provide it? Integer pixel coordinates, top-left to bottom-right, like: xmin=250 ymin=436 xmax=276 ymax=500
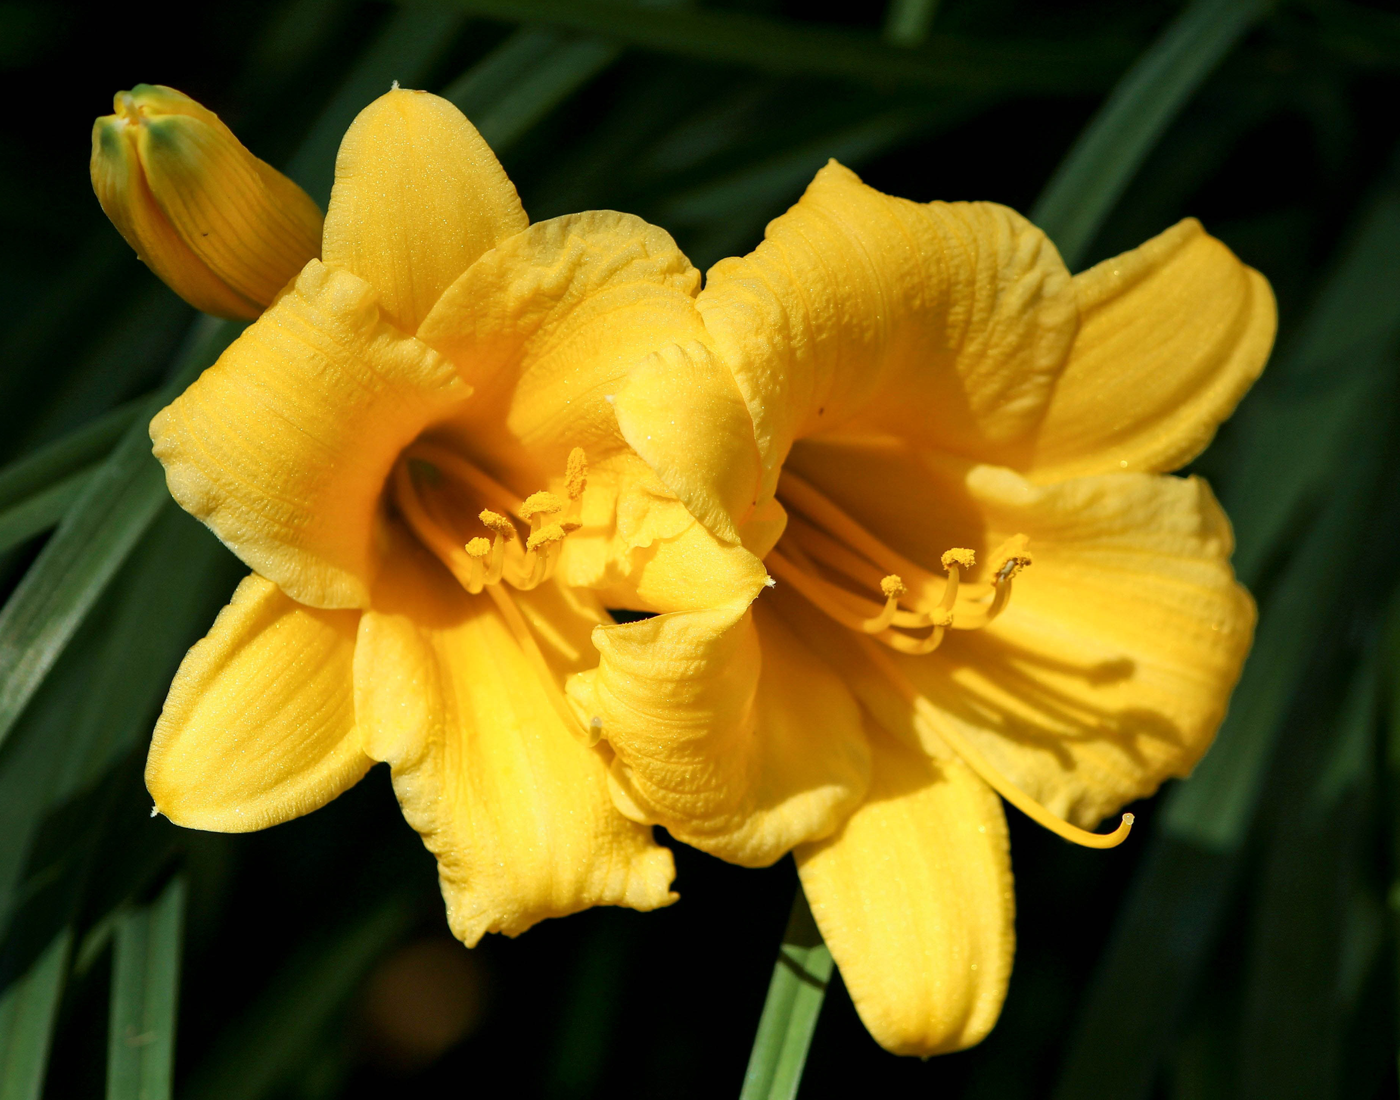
xmin=697 ymin=160 xmax=1078 ymax=503
xmin=612 ymin=339 xmax=764 ymax=546
xmin=92 ymin=99 xmax=260 ymax=320
xmin=116 ymin=85 xmax=323 ymax=313
xmin=1027 ymin=218 xmax=1276 ymax=480
xmin=572 ymin=596 xmax=871 ymax=867
xmin=322 ymin=88 xmax=527 ymax=333
xmin=795 ymin=731 xmax=1013 ymax=1056
xmin=146 ymin=574 xmax=369 ymax=831
xmin=353 ymin=531 xmax=677 ymax=945
xmin=417 ymin=210 xmax=707 ymax=485
xmin=150 ymin=259 xmax=470 ymax=610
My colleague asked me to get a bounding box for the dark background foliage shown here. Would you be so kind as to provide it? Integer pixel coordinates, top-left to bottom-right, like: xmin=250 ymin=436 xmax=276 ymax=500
xmin=2 ymin=1 xmax=1399 ymax=1097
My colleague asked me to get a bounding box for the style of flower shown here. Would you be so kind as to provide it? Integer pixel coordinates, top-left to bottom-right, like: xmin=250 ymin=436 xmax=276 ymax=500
xmin=142 ymin=88 xmax=770 ymax=943
xmin=569 ymin=162 xmax=1276 ymax=1055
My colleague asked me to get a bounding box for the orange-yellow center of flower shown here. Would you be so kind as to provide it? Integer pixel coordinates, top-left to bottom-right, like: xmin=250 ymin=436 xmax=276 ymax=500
xmin=390 ymin=442 xmax=591 ymax=740
xmin=768 ymin=468 xmax=1132 ymax=851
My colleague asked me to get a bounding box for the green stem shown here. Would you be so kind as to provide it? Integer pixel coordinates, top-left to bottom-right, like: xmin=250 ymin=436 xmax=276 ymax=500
xmin=740 ymin=887 xmax=833 ymax=1100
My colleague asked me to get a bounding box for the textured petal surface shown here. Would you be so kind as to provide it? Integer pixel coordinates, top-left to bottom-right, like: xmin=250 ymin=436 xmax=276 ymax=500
xmin=787 ymin=438 xmax=1254 ymax=828
xmin=1027 ymin=218 xmax=1276 ymax=480
xmin=322 ymin=88 xmax=527 ymax=333
xmin=796 ymin=731 xmax=1013 ymax=1056
xmin=572 ymin=597 xmax=871 ymax=867
xmin=354 ymin=532 xmax=677 ymax=945
xmin=417 ymin=210 xmax=707 ymax=485
xmin=146 ymin=574 xmax=369 ymax=831
xmin=150 ymin=259 xmax=469 ymax=609
xmin=697 ymin=160 xmax=1078 ymax=502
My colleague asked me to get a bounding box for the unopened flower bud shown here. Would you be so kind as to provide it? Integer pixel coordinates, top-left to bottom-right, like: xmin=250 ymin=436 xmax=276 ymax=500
xmin=90 ymin=84 xmax=323 ymax=319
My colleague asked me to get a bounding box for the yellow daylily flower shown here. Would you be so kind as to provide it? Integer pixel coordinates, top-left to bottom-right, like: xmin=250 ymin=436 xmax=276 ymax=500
xmin=570 ymin=162 xmax=1276 ymax=1055
xmin=91 ymin=84 xmax=323 ymax=319
xmin=142 ymin=88 xmax=783 ymax=943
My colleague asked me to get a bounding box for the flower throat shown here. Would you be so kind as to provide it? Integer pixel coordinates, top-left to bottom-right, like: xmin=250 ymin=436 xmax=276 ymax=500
xmin=770 ymin=469 xmax=1133 ymax=851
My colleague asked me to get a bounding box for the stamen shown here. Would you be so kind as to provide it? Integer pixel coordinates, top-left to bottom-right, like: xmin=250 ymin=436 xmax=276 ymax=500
xmin=862 ymin=639 xmax=1133 ymax=850
xmin=566 ymin=448 xmax=588 ymax=501
xmin=522 ymin=522 xmax=567 ymax=589
xmin=954 ymin=536 xmax=1031 ymax=630
xmin=464 ymin=537 xmax=491 ymax=593
xmin=520 ymin=491 xmax=564 ymax=533
xmin=479 ymin=508 xmax=518 ymax=584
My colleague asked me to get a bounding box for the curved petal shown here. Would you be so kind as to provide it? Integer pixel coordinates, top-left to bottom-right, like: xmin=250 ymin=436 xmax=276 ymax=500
xmin=146 ymin=574 xmax=369 ymax=831
xmin=1027 ymin=218 xmax=1276 ymax=480
xmin=417 ymin=210 xmax=707 ymax=484
xmin=779 ymin=439 xmax=1254 ymax=827
xmin=796 ymin=732 xmax=1013 ymax=1056
xmin=151 ymin=259 xmax=470 ymax=609
xmin=322 ymin=88 xmax=528 ymax=333
xmin=697 ymin=160 xmax=1078 ymax=503
xmin=354 ymin=531 xmax=677 ymax=945
xmin=907 ymin=465 xmax=1253 ymax=828
xmin=571 ymin=596 xmax=871 ymax=867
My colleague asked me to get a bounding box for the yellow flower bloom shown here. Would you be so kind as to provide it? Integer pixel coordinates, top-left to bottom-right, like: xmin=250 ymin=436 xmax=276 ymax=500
xmin=91 ymin=84 xmax=323 ymax=319
xmin=141 ymin=88 xmax=778 ymax=941
xmin=570 ymin=162 xmax=1276 ymax=1054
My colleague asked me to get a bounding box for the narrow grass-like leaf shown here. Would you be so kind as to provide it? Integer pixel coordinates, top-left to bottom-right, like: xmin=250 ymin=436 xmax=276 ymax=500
xmin=0 ymin=468 xmax=97 ymax=556
xmin=883 ymin=0 xmax=939 ymax=47
xmin=424 ymin=0 xmax=1133 ymax=94
xmin=1032 ymin=0 xmax=1271 ymax=268
xmin=107 ymin=877 xmax=185 ymax=1100
xmin=0 ymin=317 xmax=238 ymax=757
xmin=0 ymin=400 xmax=138 ymax=515
xmin=739 ymin=888 xmax=833 ymax=1100
xmin=0 ymin=927 xmax=72 ymax=1100
xmin=284 ymin=4 xmax=470 ymax=206
xmin=181 ymin=896 xmax=414 ymax=1100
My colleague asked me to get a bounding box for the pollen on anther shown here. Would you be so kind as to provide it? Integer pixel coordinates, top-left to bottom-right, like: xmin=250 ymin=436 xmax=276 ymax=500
xmin=526 ymin=523 xmax=567 ymax=550
xmin=941 ymin=548 xmax=976 ymax=571
xmin=479 ymin=509 xmax=516 ymax=536
xmin=931 ymin=608 xmax=953 ymax=627
xmin=520 ymin=491 xmax=564 ymax=519
xmin=566 ymin=448 xmax=588 ymax=500
xmin=880 ymin=574 xmax=906 ymax=599
xmin=465 ymin=537 xmax=491 ymax=558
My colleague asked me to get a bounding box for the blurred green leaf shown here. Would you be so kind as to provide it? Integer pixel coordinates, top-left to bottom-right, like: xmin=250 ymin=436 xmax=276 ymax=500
xmin=0 ymin=400 xmax=137 ymax=515
xmin=425 ymin=0 xmax=1133 ymax=94
xmin=0 ymin=927 xmax=71 ymax=1100
xmin=0 ymin=468 xmax=96 ymax=557
xmin=107 ymin=877 xmax=185 ymax=1100
xmin=0 ymin=317 xmax=238 ymax=757
xmin=739 ymin=888 xmax=832 ymax=1100
xmin=884 ymin=0 xmax=939 ymax=47
xmin=1032 ymin=0 xmax=1271 ymax=268
xmin=181 ymin=896 xmax=414 ymax=1100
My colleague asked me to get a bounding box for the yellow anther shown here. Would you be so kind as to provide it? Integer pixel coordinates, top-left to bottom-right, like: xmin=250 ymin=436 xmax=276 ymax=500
xmin=931 ymin=608 xmax=953 ymax=627
xmin=990 ymin=534 xmax=1032 ymax=582
xmin=479 ymin=509 xmax=516 ymax=537
xmin=880 ymin=574 xmax=906 ymax=599
xmin=565 ymin=448 xmax=588 ymax=500
xmin=520 ymin=491 xmax=564 ymax=520
xmin=941 ymin=548 xmax=976 ymax=571
xmin=560 ymin=519 xmax=582 ymax=534
xmin=465 ymin=537 xmax=490 ymax=558
xmin=526 ymin=523 xmax=567 ymax=551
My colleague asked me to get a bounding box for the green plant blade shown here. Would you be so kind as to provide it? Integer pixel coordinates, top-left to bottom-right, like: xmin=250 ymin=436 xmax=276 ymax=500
xmin=0 ymin=400 xmax=138 ymax=515
xmin=739 ymin=888 xmax=833 ymax=1100
xmin=1031 ymin=0 xmax=1271 ymax=268
xmin=0 ymin=468 xmax=97 ymax=557
xmin=0 ymin=927 xmax=72 ymax=1100
xmin=0 ymin=318 xmax=238 ymax=757
xmin=424 ymin=0 xmax=1132 ymax=94
xmin=883 ymin=0 xmax=939 ymax=47
xmin=106 ymin=878 xmax=185 ymax=1100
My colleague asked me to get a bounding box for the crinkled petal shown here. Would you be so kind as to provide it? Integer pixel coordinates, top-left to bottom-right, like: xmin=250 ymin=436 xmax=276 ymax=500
xmin=796 ymin=731 xmax=1013 ymax=1056
xmin=322 ymin=88 xmax=527 ymax=333
xmin=571 ymin=597 xmax=871 ymax=867
xmin=417 ymin=210 xmax=707 ymax=485
xmin=697 ymin=160 xmax=1078 ymax=503
xmin=146 ymin=574 xmax=369 ymax=831
xmin=150 ymin=259 xmax=470 ymax=609
xmin=1027 ymin=217 xmax=1276 ymax=480
xmin=353 ymin=531 xmax=677 ymax=945
xmin=789 ymin=437 xmax=1254 ymax=829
